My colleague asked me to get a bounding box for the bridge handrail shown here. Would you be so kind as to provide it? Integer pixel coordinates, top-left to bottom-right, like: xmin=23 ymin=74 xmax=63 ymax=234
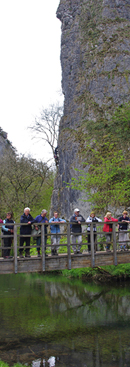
xmin=0 ymin=221 xmax=129 ymax=272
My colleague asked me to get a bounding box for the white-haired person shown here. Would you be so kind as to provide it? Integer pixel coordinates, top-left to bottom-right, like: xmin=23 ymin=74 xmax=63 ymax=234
xmin=103 ymin=212 xmax=118 ymax=252
xmin=19 ymin=207 xmax=34 ymax=258
xmin=118 ymin=210 xmax=130 ymax=251
xmin=70 ymin=208 xmax=85 ymax=254
xmin=33 ymin=209 xmax=48 ymax=257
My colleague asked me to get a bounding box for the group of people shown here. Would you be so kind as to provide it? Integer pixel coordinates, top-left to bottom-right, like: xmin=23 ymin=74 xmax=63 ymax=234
xmin=0 ymin=208 xmax=66 ymax=259
xmin=0 ymin=207 xmax=130 ymax=259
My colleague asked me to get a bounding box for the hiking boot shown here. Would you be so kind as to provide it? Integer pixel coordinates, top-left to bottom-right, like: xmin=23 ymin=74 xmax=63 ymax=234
xmin=54 ymin=250 xmax=58 ymax=256
xmin=25 ymin=253 xmax=31 ymax=258
xmin=51 ymin=249 xmax=55 ymax=256
xmin=77 ymin=250 xmax=82 ymax=254
xmin=19 ymin=254 xmax=24 ymax=258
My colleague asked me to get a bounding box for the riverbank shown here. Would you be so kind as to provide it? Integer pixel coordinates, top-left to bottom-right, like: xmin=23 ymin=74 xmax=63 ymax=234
xmin=0 ymin=363 xmax=25 ymax=367
xmin=61 ymin=263 xmax=130 ymax=282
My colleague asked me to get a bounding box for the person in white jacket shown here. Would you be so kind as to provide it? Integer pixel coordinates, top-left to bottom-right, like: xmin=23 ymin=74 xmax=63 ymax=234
xmin=86 ymin=211 xmax=102 ymax=252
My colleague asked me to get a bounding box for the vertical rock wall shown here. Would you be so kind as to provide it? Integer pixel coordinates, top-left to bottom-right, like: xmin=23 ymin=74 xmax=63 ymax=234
xmin=51 ymin=0 xmax=130 ymax=219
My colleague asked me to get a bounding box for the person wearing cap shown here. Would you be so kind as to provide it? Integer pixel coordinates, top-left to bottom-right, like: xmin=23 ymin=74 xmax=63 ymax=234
xmin=86 ymin=212 xmax=102 ymax=253
xmin=70 ymin=209 xmax=85 ymax=254
xmin=19 ymin=207 xmax=34 ymax=258
xmin=118 ymin=210 xmax=130 ymax=251
xmin=33 ymin=209 xmax=48 ymax=257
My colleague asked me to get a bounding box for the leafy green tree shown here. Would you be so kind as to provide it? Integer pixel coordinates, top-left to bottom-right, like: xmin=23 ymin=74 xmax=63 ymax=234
xmin=69 ymin=103 xmax=130 ymax=213
xmin=70 ymin=142 xmax=130 ymax=213
xmin=0 ymin=150 xmax=54 ymax=220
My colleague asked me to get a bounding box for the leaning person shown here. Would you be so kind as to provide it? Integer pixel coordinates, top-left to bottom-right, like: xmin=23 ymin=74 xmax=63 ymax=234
xmin=118 ymin=210 xmax=130 ymax=251
xmin=70 ymin=208 xmax=85 ymax=254
xmin=103 ymin=212 xmax=118 ymax=252
xmin=19 ymin=207 xmax=34 ymax=258
xmin=49 ymin=211 xmax=66 ymax=256
xmin=86 ymin=211 xmax=102 ymax=253
xmin=33 ymin=209 xmax=48 ymax=257
xmin=2 ymin=212 xmax=14 ymax=259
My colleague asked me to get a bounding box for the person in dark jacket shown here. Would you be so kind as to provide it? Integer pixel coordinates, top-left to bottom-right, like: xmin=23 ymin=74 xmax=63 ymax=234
xmin=2 ymin=212 xmax=14 ymax=259
xmin=86 ymin=211 xmax=102 ymax=252
xmin=118 ymin=210 xmax=130 ymax=251
xmin=19 ymin=207 xmax=34 ymax=258
xmin=33 ymin=209 xmax=48 ymax=257
xmin=70 ymin=208 xmax=85 ymax=254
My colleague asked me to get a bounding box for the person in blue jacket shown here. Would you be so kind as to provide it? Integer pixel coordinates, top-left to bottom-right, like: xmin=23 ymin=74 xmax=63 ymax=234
xmin=49 ymin=211 xmax=66 ymax=256
xmin=33 ymin=209 xmax=48 ymax=257
xmin=2 ymin=212 xmax=14 ymax=259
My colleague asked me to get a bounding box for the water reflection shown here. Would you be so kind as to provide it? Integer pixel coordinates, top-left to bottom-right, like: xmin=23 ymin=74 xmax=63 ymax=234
xmin=32 ymin=357 xmax=56 ymax=367
xmin=48 ymin=357 xmax=55 ymax=367
xmin=0 ymin=274 xmax=130 ymax=366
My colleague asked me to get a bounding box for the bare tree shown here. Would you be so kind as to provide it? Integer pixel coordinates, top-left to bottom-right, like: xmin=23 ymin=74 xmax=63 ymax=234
xmin=0 ymin=150 xmax=54 ymax=219
xmin=29 ymin=103 xmax=63 ymax=163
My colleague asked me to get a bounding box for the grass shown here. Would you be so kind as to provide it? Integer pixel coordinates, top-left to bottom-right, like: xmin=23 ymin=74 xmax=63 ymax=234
xmin=0 ymin=364 xmax=27 ymax=367
xmin=61 ymin=263 xmax=130 ymax=281
xmin=29 ymin=234 xmax=90 ymax=256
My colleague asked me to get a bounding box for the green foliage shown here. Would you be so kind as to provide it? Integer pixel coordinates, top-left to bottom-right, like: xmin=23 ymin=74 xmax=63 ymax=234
xmin=0 ymin=151 xmax=54 ymax=220
xmin=104 ymin=264 xmax=130 ymax=277
xmin=62 ymin=264 xmax=130 ymax=280
xmin=62 ymin=267 xmax=98 ymax=279
xmin=0 ymin=362 xmax=27 ymax=367
xmin=0 ymin=363 xmax=9 ymax=367
xmin=70 ymin=103 xmax=130 ymax=212
xmin=107 ymin=103 xmax=130 ymax=150
xmin=71 ymin=143 xmax=130 ymax=211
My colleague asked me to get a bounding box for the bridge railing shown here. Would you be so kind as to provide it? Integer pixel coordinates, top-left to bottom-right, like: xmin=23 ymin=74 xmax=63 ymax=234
xmin=0 ymin=221 xmax=129 ymax=272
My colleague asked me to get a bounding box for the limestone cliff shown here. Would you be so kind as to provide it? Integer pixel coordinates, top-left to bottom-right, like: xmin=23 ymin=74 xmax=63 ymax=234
xmin=0 ymin=129 xmax=11 ymax=156
xmin=51 ymin=0 xmax=130 ymax=219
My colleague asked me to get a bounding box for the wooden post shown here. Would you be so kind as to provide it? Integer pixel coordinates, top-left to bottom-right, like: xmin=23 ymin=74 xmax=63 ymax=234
xmin=14 ymin=224 xmax=17 ymax=274
xmin=1 ymin=235 xmax=4 ymax=258
xmin=41 ymin=224 xmax=45 ymax=272
xmin=90 ymin=223 xmax=95 ymax=268
xmin=113 ymin=222 xmax=117 ymax=266
xmin=67 ymin=223 xmax=71 ymax=270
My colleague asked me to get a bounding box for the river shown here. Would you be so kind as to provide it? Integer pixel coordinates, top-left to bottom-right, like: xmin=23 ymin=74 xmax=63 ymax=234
xmin=0 ymin=273 xmax=130 ymax=366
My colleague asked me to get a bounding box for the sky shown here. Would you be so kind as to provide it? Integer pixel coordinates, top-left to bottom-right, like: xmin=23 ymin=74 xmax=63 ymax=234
xmin=0 ymin=0 xmax=63 ymax=162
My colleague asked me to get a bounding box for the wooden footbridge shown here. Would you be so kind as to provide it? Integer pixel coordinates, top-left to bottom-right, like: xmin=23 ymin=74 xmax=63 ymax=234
xmin=0 ymin=222 xmax=130 ymax=274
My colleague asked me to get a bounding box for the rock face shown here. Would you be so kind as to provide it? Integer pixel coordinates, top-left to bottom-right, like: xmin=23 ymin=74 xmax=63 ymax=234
xmin=0 ymin=130 xmax=9 ymax=156
xmin=51 ymin=0 xmax=130 ymax=219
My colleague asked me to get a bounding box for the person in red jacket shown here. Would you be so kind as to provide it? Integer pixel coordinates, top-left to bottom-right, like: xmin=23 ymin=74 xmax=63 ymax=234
xmin=103 ymin=212 xmax=118 ymax=252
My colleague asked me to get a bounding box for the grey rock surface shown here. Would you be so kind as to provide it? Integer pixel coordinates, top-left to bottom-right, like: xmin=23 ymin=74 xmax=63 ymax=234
xmin=51 ymin=0 xmax=130 ymax=219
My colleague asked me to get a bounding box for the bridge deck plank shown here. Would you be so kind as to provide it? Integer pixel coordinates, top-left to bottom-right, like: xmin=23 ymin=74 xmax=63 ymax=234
xmin=0 ymin=250 xmax=129 ymax=274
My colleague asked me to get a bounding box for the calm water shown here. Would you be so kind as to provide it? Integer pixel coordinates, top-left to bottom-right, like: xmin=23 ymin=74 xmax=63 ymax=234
xmin=0 ymin=273 xmax=130 ymax=367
